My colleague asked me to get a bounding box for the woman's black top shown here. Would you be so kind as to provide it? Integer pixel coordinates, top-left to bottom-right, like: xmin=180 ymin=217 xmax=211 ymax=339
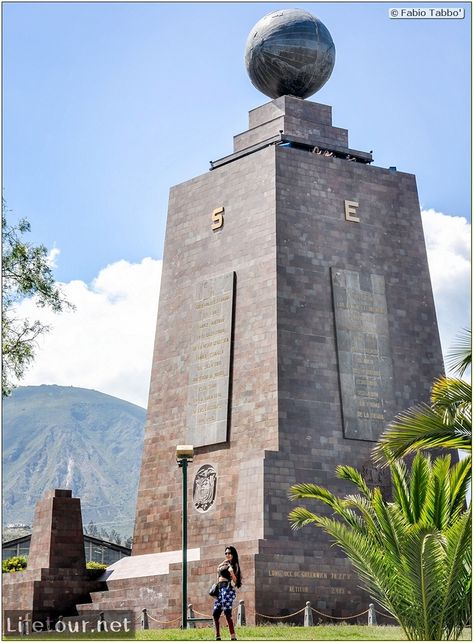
xmin=218 ymin=562 xmax=232 ymax=581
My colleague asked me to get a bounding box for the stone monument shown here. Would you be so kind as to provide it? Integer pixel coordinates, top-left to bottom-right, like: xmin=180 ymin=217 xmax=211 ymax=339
xmin=2 ymin=490 xmax=104 ymax=626
xmin=78 ymin=9 xmax=445 ymax=623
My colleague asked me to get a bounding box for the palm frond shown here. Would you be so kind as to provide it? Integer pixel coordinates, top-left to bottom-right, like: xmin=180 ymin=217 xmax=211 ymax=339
xmin=373 ymin=404 xmax=471 ymax=464
xmin=401 ymin=526 xmax=447 ymax=640
xmin=390 ymin=458 xmax=413 ymax=523
xmin=431 ymin=377 xmax=472 ymax=408
xmin=370 ymin=488 xmax=402 ymax=558
xmin=445 ymin=328 xmax=472 ymax=377
xmin=344 ymin=494 xmax=381 ymax=540
xmin=335 ymin=465 xmax=371 ymax=498
xmin=448 ymin=456 xmax=471 ymax=521
xmin=420 ymin=456 xmax=451 ymax=530
xmin=409 ymin=452 xmax=431 ymax=524
xmin=309 ymin=514 xmax=401 ymax=615
xmin=431 ymin=378 xmax=472 ymax=432
xmin=289 ymin=483 xmax=337 ymax=505
xmin=288 ymin=481 xmax=369 ymax=529
xmin=438 ymin=511 xmax=472 ymax=639
xmin=288 ymin=506 xmax=321 ymax=530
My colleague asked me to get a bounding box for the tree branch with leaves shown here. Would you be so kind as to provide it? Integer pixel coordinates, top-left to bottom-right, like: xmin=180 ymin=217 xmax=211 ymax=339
xmin=2 ymin=201 xmax=74 ymax=396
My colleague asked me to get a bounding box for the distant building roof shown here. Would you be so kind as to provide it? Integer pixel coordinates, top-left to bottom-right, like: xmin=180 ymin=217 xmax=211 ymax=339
xmin=3 ymin=533 xmax=131 ymax=560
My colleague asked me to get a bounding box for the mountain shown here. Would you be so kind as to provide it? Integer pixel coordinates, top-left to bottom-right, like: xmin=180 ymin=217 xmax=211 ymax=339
xmin=3 ymin=385 xmax=146 ymax=539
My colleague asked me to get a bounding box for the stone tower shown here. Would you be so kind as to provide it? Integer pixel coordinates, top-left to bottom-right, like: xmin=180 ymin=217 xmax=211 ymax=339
xmin=131 ymin=94 xmax=443 ymax=621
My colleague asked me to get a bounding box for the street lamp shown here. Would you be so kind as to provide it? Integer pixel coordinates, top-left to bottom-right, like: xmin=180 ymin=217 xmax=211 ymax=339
xmin=176 ymin=445 xmax=194 ymax=629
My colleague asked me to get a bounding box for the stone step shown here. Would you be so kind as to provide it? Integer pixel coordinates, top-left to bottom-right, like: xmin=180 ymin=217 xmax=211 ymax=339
xmin=102 ymin=574 xmax=167 ymax=590
xmin=88 ymin=587 xmax=141 ymax=602
xmin=83 ymin=582 xmax=169 ymax=604
xmin=76 ymin=598 xmax=148 ymax=611
xmin=100 ymin=549 xmax=200 ymax=584
xmin=76 ymin=587 xmax=171 ymax=613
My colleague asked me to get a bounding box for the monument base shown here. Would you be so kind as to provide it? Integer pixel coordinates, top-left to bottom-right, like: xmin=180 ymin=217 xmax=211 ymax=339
xmin=76 ymin=542 xmax=260 ymax=626
xmin=74 ymin=538 xmax=371 ymax=626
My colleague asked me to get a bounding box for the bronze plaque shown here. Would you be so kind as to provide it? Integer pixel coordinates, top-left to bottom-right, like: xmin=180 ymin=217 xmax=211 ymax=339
xmin=331 ymin=268 xmax=396 ymax=441
xmin=186 ymin=272 xmax=235 ymax=447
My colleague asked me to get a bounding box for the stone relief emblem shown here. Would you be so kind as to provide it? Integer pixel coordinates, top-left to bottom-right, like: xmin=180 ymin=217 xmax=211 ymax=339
xmin=193 ymin=465 xmax=217 ymax=512
xmin=361 ymin=461 xmax=391 ymax=490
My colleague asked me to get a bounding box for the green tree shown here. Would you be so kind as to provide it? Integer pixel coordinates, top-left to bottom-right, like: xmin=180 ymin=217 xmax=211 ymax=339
xmin=85 ymin=520 xmax=99 ymax=537
xmin=100 ymin=528 xmax=110 ymax=541
xmin=2 ymin=203 xmax=73 ymax=396
xmin=289 ymin=453 xmax=471 ymax=640
xmin=373 ymin=330 xmax=471 ymax=463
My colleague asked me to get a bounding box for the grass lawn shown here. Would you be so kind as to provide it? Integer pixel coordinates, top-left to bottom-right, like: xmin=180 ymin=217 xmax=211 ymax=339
xmin=5 ymin=625 xmax=472 ymax=640
xmin=137 ymin=625 xmax=405 ymax=640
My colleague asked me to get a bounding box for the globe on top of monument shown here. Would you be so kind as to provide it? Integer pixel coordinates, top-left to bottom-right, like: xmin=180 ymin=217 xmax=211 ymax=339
xmin=244 ymin=9 xmax=336 ymax=100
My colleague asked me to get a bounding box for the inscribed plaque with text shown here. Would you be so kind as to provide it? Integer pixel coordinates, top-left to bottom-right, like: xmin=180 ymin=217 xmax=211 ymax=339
xmin=186 ymin=272 xmax=235 ymax=447
xmin=331 ymin=268 xmax=396 ymax=441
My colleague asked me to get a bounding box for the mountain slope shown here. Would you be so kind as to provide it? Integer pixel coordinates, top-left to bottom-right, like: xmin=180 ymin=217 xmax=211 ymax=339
xmin=3 ymin=385 xmax=145 ymax=538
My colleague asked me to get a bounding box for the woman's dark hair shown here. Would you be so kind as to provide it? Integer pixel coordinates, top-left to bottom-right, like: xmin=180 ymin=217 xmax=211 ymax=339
xmin=226 ymin=545 xmax=242 ymax=588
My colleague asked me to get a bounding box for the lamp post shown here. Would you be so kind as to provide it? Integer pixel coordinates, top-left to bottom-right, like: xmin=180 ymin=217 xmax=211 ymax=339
xmin=176 ymin=445 xmax=194 ymax=629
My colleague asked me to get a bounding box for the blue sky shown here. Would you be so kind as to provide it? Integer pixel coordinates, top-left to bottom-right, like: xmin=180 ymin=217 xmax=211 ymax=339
xmin=3 ymin=2 xmax=471 ymax=407
xmin=4 ymin=2 xmax=471 ymax=284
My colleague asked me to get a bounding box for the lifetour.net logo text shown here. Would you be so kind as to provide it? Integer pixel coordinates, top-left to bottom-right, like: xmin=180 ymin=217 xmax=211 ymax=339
xmin=389 ymin=7 xmax=465 ymax=18
xmin=3 ymin=611 xmax=135 ymax=637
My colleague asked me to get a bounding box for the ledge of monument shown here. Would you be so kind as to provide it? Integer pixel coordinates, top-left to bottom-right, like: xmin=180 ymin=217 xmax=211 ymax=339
xmin=46 ymin=489 xmax=73 ymax=498
xmin=249 ymin=96 xmax=333 ymax=129
xmin=3 ymin=568 xmax=95 ymax=583
xmin=37 ymin=567 xmax=92 ymax=580
xmin=2 ymin=569 xmax=40 ymax=584
xmin=212 ymin=133 xmax=372 ymax=171
xmin=100 ymin=548 xmax=201 ymax=582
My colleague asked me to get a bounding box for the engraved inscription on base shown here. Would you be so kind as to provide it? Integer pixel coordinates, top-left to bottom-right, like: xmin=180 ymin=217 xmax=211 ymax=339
xmin=193 ymin=464 xmax=217 ymax=512
xmin=186 ymin=272 xmax=235 ymax=447
xmin=331 ymin=268 xmax=396 ymax=441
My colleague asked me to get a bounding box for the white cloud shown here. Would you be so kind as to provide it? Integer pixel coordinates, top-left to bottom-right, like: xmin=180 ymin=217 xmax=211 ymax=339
xmin=15 ymin=258 xmax=162 ymax=408
xmin=421 ymin=209 xmax=471 ymax=365
xmin=45 ymin=247 xmax=61 ymax=269
xmin=13 ymin=209 xmax=470 ymax=408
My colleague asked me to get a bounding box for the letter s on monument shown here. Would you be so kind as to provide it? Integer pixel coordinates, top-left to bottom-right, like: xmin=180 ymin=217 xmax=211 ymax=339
xmin=211 ymin=206 xmax=224 ymax=231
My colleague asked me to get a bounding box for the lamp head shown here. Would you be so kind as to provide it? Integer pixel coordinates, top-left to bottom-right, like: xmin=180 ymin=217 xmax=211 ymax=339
xmin=176 ymin=445 xmax=194 ymax=462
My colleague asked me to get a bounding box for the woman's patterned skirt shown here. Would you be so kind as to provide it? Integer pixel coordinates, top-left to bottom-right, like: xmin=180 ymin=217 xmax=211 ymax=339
xmin=214 ymin=582 xmax=236 ymax=612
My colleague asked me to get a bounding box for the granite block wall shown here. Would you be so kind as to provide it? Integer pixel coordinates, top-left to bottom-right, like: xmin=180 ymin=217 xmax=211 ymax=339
xmin=133 ymin=144 xmax=279 ymax=564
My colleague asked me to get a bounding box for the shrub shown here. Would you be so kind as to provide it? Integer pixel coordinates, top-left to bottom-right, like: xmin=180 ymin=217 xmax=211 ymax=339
xmin=86 ymin=561 xmax=108 ymax=579
xmin=2 ymin=556 xmax=27 ymax=573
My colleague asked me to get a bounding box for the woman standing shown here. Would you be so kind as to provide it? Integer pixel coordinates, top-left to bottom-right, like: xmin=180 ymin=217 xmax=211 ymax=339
xmin=212 ymin=545 xmax=242 ymax=641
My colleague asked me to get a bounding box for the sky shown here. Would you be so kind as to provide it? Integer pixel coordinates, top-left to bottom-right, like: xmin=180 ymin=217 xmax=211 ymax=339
xmin=3 ymin=2 xmax=471 ymax=408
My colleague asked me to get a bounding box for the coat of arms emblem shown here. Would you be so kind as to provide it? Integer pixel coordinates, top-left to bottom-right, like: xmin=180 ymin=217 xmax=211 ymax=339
xmin=193 ymin=465 xmax=217 ymax=512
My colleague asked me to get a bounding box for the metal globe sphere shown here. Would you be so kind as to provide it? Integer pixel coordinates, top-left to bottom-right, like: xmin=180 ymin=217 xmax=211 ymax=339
xmin=244 ymin=9 xmax=336 ymax=100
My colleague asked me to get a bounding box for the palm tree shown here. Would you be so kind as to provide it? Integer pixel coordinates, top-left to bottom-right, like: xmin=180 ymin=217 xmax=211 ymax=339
xmin=289 ymin=453 xmax=471 ymax=640
xmin=373 ymin=330 xmax=471 ymax=463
